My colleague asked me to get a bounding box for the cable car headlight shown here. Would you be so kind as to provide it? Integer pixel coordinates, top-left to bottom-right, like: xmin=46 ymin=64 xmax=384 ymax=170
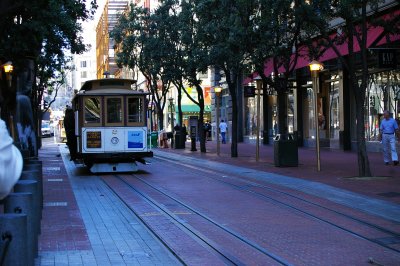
xmin=111 ymin=137 xmax=119 ymax=145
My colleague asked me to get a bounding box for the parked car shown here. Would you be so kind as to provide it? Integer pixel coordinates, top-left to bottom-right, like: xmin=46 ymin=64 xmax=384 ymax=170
xmin=41 ymin=121 xmax=54 ymax=137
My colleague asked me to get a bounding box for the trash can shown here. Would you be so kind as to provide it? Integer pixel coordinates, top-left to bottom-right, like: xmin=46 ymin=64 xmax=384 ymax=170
xmin=274 ymin=133 xmax=298 ymax=167
xmin=174 ymin=131 xmax=185 ymax=149
xmin=147 ymin=132 xmax=158 ymax=148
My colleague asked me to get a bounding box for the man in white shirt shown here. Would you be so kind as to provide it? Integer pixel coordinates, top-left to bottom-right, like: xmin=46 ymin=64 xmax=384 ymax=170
xmin=219 ymin=119 xmax=228 ymax=144
xmin=0 ymin=118 xmax=23 ymax=199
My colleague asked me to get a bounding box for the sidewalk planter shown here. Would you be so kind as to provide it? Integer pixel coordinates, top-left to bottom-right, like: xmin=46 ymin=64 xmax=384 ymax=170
xmin=274 ymin=134 xmax=298 ymax=167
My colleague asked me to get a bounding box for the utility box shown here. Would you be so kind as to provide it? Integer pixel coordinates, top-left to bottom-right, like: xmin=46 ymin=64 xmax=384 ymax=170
xmin=274 ymin=134 xmax=298 ymax=167
xmin=147 ymin=132 xmax=158 ymax=148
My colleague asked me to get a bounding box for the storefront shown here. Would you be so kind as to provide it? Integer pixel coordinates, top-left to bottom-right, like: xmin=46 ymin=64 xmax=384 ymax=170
xmin=299 ymin=53 xmax=399 ymax=151
xmin=243 ymin=84 xmax=297 ymax=144
xmin=365 ymin=70 xmax=400 ymax=142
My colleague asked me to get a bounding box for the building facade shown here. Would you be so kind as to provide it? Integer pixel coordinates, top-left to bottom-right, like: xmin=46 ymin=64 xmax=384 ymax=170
xmin=216 ymin=2 xmax=399 ymax=152
xmin=96 ymin=0 xmax=129 ymax=79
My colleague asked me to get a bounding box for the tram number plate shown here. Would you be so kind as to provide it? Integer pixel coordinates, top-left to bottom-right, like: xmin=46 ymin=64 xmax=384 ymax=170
xmin=87 ymin=131 xmax=101 ymax=148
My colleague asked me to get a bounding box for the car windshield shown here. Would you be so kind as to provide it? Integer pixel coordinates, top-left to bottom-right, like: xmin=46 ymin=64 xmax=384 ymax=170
xmin=42 ymin=122 xmax=50 ymax=129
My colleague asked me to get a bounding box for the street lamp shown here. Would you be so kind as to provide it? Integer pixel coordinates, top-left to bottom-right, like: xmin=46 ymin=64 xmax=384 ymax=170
xmin=168 ymin=97 xmax=174 ymax=148
xmin=309 ymin=60 xmax=324 ymax=171
xmin=147 ymin=102 xmax=153 ymax=149
xmin=2 ymin=61 xmax=13 ymax=88
xmin=1 ymin=61 xmax=14 ymax=138
xmin=214 ymin=86 xmax=222 ymax=156
xmin=254 ymin=75 xmax=262 ymax=162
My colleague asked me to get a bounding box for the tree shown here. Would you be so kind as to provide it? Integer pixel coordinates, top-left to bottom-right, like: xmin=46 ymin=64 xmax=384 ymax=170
xmin=112 ymin=3 xmax=172 ymax=131
xmin=310 ymin=0 xmax=399 ymax=176
xmin=249 ymin=0 xmax=325 ymax=138
xmin=194 ymin=0 xmax=256 ymax=157
xmin=0 ymin=0 xmax=97 ymax=152
xmin=173 ymin=0 xmax=210 ymax=152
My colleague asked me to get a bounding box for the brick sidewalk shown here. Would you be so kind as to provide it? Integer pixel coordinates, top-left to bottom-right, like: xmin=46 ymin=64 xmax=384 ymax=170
xmin=37 ymin=140 xmax=180 ymax=265
xmin=157 ymin=140 xmax=400 ymax=204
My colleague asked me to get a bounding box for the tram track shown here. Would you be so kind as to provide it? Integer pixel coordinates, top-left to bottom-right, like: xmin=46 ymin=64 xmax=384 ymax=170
xmin=102 ymin=173 xmax=292 ymax=265
xmin=154 ymin=155 xmax=400 ymax=254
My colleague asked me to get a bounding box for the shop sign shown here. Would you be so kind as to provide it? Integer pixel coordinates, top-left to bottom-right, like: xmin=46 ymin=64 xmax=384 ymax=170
xmin=244 ymin=85 xmax=255 ymax=97
xmin=378 ymin=50 xmax=397 ymax=69
xmin=87 ymin=131 xmax=101 ymax=148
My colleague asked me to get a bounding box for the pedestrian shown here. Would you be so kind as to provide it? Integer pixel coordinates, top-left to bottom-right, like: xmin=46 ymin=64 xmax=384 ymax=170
xmin=64 ymin=105 xmax=77 ymax=161
xmin=379 ymin=110 xmax=399 ymax=165
xmin=204 ymin=121 xmax=211 ymax=141
xmin=219 ymin=119 xmax=228 ymax=144
xmin=0 ymin=118 xmax=23 ymax=199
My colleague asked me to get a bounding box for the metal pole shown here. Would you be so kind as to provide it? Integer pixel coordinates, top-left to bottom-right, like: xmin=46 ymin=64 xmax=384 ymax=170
xmin=312 ymin=72 xmax=321 ymax=171
xmin=256 ymin=81 xmax=261 ymax=162
xmin=170 ymin=102 xmax=174 ymax=149
xmin=216 ymin=93 xmax=220 ymax=156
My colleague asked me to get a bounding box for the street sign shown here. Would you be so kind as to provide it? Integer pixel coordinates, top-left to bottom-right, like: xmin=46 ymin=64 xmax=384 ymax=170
xmin=244 ymin=85 xmax=255 ymax=97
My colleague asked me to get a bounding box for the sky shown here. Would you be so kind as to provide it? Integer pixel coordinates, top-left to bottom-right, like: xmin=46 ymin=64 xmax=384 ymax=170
xmin=82 ymin=0 xmax=107 ymax=48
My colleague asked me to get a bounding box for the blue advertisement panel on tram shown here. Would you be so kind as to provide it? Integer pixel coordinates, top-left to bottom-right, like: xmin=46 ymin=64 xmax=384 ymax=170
xmin=128 ymin=130 xmax=144 ymax=148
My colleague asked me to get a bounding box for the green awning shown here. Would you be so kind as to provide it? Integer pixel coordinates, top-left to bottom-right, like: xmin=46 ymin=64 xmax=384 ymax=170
xmin=175 ymin=105 xmax=211 ymax=112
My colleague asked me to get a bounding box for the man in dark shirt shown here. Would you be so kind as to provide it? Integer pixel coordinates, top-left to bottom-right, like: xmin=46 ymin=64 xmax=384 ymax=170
xmin=64 ymin=106 xmax=77 ymax=161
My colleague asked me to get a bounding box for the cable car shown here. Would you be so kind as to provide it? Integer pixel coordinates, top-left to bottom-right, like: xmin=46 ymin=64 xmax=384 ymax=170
xmin=70 ymin=78 xmax=153 ymax=173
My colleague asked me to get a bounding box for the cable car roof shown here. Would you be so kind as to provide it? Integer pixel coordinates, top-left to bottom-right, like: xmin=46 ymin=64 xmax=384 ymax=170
xmin=80 ymin=78 xmax=137 ymax=91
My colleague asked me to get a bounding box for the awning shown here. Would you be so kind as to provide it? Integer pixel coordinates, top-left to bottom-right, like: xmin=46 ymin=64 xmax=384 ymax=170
xmin=175 ymin=105 xmax=211 ymax=113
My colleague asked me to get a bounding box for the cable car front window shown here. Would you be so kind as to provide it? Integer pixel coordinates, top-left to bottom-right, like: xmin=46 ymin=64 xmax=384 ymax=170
xmin=107 ymin=98 xmax=123 ymax=124
xmin=84 ymin=97 xmax=101 ymax=124
xmin=128 ymin=97 xmax=143 ymax=124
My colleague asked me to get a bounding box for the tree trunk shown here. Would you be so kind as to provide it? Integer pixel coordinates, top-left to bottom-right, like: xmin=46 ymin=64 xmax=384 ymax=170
xmin=195 ymin=84 xmax=206 ymax=153
xmin=226 ymin=70 xmax=238 ymax=157
xmin=156 ymin=104 xmax=164 ymax=131
xmin=354 ymin=89 xmax=371 ymax=176
xmin=347 ymin=6 xmax=372 ymax=177
xmin=276 ymin=77 xmax=289 ymax=135
xmin=198 ymin=110 xmax=206 ymax=152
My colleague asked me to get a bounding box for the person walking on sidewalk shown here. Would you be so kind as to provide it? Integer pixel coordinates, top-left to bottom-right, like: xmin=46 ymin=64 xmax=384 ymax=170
xmin=219 ymin=120 xmax=228 ymax=144
xmin=380 ymin=110 xmax=400 ymax=165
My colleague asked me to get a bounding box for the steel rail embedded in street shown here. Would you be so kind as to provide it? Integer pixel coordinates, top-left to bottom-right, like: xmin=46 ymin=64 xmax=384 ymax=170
xmin=155 ymin=155 xmax=400 ymax=254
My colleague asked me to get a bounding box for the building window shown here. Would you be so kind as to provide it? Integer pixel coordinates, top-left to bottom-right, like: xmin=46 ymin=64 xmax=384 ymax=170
xmin=329 ymin=76 xmax=340 ymax=140
xmin=81 ymin=61 xmax=87 ymax=68
xmin=81 ymin=71 xmax=87 ymax=79
xmin=365 ymin=71 xmax=400 ymax=141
